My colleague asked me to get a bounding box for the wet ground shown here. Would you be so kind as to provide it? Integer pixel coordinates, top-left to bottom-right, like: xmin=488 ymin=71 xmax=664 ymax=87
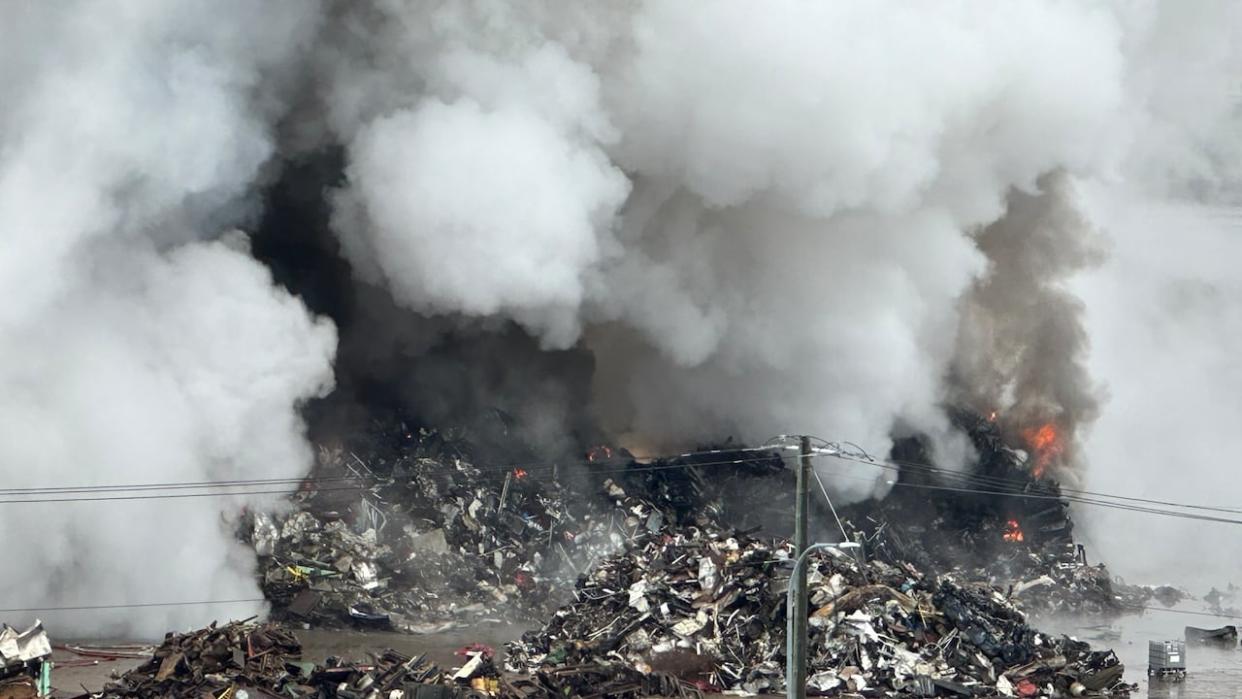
xmin=1037 ymin=608 xmax=1242 ymax=699
xmin=49 ymin=611 xmax=1242 ymax=697
xmin=49 ymin=622 xmax=526 ymax=697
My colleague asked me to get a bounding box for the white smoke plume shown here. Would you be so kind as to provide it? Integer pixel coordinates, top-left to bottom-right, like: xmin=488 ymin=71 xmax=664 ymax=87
xmin=0 ymin=3 xmax=335 ymax=636
xmin=1075 ymin=191 xmax=1242 ymax=588
xmin=320 ymin=1 xmax=1239 ymax=500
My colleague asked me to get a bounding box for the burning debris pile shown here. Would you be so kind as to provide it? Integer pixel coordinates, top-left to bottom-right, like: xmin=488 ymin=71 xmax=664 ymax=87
xmin=246 ymin=406 xmax=1150 ymax=639
xmin=506 ymin=527 xmax=1134 ymax=697
xmin=841 ymin=412 xmax=1132 ymax=616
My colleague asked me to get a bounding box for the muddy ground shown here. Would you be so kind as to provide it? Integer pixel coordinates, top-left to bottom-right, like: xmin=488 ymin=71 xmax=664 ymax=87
xmin=50 ymin=623 xmax=525 ymax=697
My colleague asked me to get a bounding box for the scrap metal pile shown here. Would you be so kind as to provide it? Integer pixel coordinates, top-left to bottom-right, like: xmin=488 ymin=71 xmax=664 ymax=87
xmin=248 ymin=440 xmax=613 ymax=632
xmin=246 ymin=418 xmax=789 ymax=633
xmin=82 ymin=619 xmax=466 ymax=699
xmin=81 ymin=618 xmax=701 ymax=699
xmin=0 ymin=620 xmax=51 ymax=699
xmin=241 ymin=409 xmax=1149 ymax=697
xmin=506 ymin=527 xmax=1135 ymax=697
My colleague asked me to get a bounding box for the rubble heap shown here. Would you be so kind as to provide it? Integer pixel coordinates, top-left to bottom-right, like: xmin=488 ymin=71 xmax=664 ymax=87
xmin=249 ymin=407 xmax=1153 ymax=648
xmin=507 ymin=527 xmax=1134 ymax=697
xmin=248 ymin=417 xmax=790 ymax=633
xmin=86 ymin=618 xmax=702 ymax=699
xmin=0 ymin=620 xmax=51 ymax=699
xmin=249 ymin=433 xmax=621 ymax=631
xmin=89 ymin=619 xmax=450 ymax=699
xmin=840 ymin=412 xmax=1133 ymax=617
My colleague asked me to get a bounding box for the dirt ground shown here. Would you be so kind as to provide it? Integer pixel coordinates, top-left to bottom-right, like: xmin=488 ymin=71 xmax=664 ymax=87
xmin=49 ymin=622 xmax=526 ymax=697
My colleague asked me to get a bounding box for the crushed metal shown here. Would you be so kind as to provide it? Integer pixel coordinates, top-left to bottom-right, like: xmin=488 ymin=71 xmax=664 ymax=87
xmin=506 ymin=527 xmax=1135 ymax=696
xmin=80 ymin=619 xmax=457 ymax=699
xmin=239 ymin=411 xmax=1156 ymax=695
xmin=0 ymin=620 xmax=51 ymax=699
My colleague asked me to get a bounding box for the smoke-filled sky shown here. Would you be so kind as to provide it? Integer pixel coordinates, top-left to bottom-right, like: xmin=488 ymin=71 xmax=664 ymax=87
xmin=1 ymin=1 xmax=1239 ymax=634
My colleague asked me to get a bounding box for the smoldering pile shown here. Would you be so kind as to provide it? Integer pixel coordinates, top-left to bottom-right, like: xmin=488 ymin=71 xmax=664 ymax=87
xmin=244 ymin=416 xmax=792 ymax=633
xmin=839 ymin=412 xmax=1135 ymax=617
xmin=243 ymin=407 xmax=1163 ymax=640
xmin=246 ymin=428 xmax=609 ymax=632
xmin=505 ymin=526 xmax=1134 ymax=697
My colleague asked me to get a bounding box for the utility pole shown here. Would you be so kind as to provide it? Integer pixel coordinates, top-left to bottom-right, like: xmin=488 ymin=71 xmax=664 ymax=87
xmin=790 ymin=435 xmax=812 ymax=699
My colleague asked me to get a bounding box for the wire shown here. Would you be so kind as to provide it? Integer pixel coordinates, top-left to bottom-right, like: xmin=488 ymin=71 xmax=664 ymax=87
xmin=0 ymin=451 xmax=784 ymax=504
xmin=810 ymin=465 xmax=850 ymax=543
xmin=820 ymin=442 xmax=1242 ymax=516
xmin=817 ymin=452 xmax=1242 ymax=526
xmin=1130 ymin=605 xmax=1242 ymax=621
xmin=0 ymin=485 xmax=372 ymax=505
xmin=0 ymin=598 xmax=266 ymax=613
xmin=9 ymin=432 xmax=1241 ymax=530
xmin=0 ymin=446 xmax=782 ymax=500
xmin=0 ymin=474 xmax=365 ymax=496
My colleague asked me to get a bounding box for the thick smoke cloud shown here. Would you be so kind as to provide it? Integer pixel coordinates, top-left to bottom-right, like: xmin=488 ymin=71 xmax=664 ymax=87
xmin=0 ymin=2 xmax=335 ymax=636
xmin=319 ymin=1 xmax=1166 ymax=498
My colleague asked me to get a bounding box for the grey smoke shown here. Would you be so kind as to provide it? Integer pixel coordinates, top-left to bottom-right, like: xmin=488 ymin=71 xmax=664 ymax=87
xmin=952 ymin=172 xmax=1107 ymax=482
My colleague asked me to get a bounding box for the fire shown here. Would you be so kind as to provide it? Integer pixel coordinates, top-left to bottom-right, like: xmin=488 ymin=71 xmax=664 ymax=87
xmin=1020 ymin=422 xmax=1064 ymax=478
xmin=512 ymin=468 xmax=528 ymax=480
xmin=987 ymin=410 xmax=998 ymax=422
xmin=586 ymin=445 xmax=614 ymax=463
xmin=1002 ymin=519 xmax=1025 ymax=543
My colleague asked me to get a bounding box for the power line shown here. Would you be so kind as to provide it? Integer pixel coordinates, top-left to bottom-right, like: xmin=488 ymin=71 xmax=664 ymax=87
xmin=0 ymin=450 xmax=784 ymax=504
xmin=816 ymin=453 xmax=1242 ymax=526
xmin=863 ymin=451 xmax=1242 ymax=516
xmin=0 ymin=474 xmax=364 ymax=496
xmin=0 ymin=485 xmax=373 ymax=505
xmin=10 ymin=434 xmax=1241 ymax=529
xmin=800 ymin=433 xmax=1242 ymax=516
xmin=0 ymin=598 xmax=266 ymax=614
xmin=798 ymin=433 xmax=1242 ymax=517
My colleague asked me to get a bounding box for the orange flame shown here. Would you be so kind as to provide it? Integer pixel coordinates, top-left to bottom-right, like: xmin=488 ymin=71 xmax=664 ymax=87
xmin=586 ymin=445 xmax=614 ymax=463
xmin=1021 ymin=422 xmax=1064 ymax=478
xmin=987 ymin=410 xmax=998 ymax=422
xmin=1002 ymin=519 xmax=1025 ymax=543
xmin=512 ymin=468 xmax=528 ymax=480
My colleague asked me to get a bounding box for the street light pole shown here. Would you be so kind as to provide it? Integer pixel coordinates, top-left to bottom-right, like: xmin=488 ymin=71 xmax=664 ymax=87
xmin=786 ymin=542 xmax=836 ymax=699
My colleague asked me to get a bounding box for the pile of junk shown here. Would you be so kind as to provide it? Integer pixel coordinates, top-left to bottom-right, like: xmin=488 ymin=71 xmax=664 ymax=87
xmin=243 ymin=418 xmax=796 ymax=633
xmin=506 ymin=524 xmax=1134 ymax=697
xmin=0 ymin=621 xmax=52 ymax=699
xmin=73 ymin=618 xmax=700 ymax=699
xmin=236 ymin=409 xmax=1166 ymax=695
xmin=835 ymin=411 xmax=1172 ymax=618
